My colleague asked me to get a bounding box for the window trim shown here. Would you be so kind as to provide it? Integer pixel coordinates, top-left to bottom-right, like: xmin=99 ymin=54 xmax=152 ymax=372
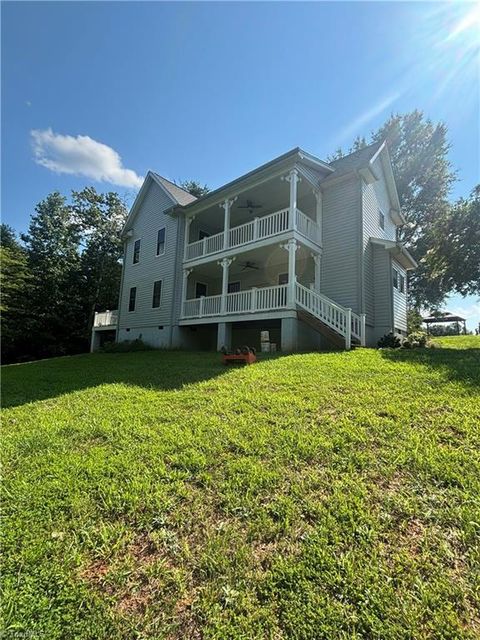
xmin=128 ymin=286 xmax=137 ymax=312
xmin=156 ymin=227 xmax=166 ymax=257
xmin=133 ymin=239 xmax=141 ymax=265
xmin=195 ymin=281 xmax=208 ymax=298
xmin=152 ymin=279 xmax=163 ymax=308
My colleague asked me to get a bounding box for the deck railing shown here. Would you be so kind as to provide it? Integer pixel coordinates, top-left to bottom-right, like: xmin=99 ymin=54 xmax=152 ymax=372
xmin=93 ymin=310 xmax=118 ymax=327
xmin=185 ymin=207 xmax=320 ymax=261
xmin=182 ymin=284 xmax=288 ymax=319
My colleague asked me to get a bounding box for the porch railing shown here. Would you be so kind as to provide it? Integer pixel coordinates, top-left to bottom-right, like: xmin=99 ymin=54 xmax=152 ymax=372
xmin=93 ymin=310 xmax=118 ymax=327
xmin=182 ymin=284 xmax=288 ymax=319
xmin=185 ymin=207 xmax=320 ymax=261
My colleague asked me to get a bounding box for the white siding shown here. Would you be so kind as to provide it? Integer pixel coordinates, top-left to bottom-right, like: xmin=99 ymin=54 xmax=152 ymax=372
xmin=321 ymin=176 xmax=361 ymax=312
xmin=118 ymin=181 xmax=179 ymax=344
xmin=361 ymin=156 xmax=397 ymax=326
xmin=373 ymin=244 xmax=392 ymax=343
xmin=392 ymin=259 xmax=407 ymax=333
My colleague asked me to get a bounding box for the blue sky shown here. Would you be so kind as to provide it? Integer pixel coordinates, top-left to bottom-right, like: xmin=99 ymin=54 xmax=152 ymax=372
xmin=2 ymin=1 xmax=479 ymax=328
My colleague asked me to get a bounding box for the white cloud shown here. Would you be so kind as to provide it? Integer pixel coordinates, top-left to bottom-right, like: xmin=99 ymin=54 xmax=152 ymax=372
xmin=31 ymin=128 xmax=144 ymax=188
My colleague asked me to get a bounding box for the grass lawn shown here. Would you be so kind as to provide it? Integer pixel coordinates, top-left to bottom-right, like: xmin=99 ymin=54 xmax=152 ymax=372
xmin=2 ymin=337 xmax=480 ymax=639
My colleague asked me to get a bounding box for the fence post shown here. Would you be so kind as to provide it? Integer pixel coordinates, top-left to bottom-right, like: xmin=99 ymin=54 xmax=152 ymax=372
xmin=253 ymin=217 xmax=259 ymax=241
xmin=360 ymin=313 xmax=366 ymax=347
xmin=199 ymin=296 xmax=205 ymax=318
xmin=345 ymin=308 xmax=352 ymax=350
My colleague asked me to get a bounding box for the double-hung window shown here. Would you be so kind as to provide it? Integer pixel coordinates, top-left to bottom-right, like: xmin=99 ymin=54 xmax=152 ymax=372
xmin=398 ymin=273 xmax=405 ymax=293
xmin=156 ymin=228 xmax=166 ymax=256
xmin=152 ymin=280 xmax=162 ymax=308
xmin=392 ymin=269 xmax=400 ymax=289
xmin=133 ymin=239 xmax=141 ymax=264
xmin=128 ymin=287 xmax=137 ymax=312
xmin=379 ymin=210 xmax=385 ymax=230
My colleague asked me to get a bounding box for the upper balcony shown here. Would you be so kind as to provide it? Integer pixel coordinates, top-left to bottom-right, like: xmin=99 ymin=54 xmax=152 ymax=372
xmin=183 ymin=167 xmax=323 ymax=265
xmin=185 ymin=207 xmax=320 ymax=262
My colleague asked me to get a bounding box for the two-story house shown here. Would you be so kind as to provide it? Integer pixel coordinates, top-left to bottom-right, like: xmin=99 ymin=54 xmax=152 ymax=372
xmin=91 ymin=141 xmax=417 ymax=353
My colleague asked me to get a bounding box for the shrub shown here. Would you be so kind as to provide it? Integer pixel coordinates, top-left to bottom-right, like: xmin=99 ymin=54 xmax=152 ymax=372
xmin=378 ymin=332 xmax=403 ymax=349
xmin=102 ymin=339 xmax=152 ymax=353
xmin=407 ymin=331 xmax=428 ymax=348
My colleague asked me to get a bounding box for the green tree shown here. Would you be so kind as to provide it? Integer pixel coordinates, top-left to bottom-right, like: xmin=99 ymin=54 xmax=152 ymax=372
xmin=21 ymin=192 xmax=84 ymax=358
xmin=425 ymin=185 xmax=480 ymax=298
xmin=0 ymin=225 xmax=31 ymax=361
xmin=71 ymin=187 xmax=127 ymax=335
xmin=179 ymin=180 xmax=210 ymax=198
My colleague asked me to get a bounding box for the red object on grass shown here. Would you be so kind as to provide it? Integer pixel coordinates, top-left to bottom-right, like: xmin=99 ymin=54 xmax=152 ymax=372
xmin=222 ymin=352 xmax=257 ymax=365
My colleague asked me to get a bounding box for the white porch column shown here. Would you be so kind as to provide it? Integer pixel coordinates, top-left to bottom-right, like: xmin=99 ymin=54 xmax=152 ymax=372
xmin=282 ymin=239 xmax=298 ymax=308
xmin=184 ymin=215 xmax=195 ymax=258
xmin=345 ymin=308 xmax=352 ymax=351
xmin=311 ymin=251 xmax=322 ymax=293
xmin=218 ymin=257 xmax=234 ymax=314
xmin=285 ymin=169 xmax=300 ymax=231
xmin=181 ymin=268 xmax=193 ymax=316
xmin=220 ymin=197 xmax=236 ymax=250
xmin=314 ymin=190 xmax=323 ymax=246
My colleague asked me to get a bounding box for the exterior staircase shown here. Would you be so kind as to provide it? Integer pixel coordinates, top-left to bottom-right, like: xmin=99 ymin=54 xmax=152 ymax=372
xmin=295 ymin=281 xmax=365 ymax=350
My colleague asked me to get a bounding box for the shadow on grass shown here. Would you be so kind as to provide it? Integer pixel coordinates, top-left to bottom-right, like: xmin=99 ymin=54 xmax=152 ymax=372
xmin=1 ymin=350 xmax=238 ymax=409
xmin=381 ymin=346 xmax=480 ymax=388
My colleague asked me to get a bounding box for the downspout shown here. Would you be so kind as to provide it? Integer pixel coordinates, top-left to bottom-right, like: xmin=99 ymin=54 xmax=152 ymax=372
xmin=115 ymin=240 xmax=127 ymax=342
xmin=357 ymin=173 xmax=365 ymax=316
xmin=168 ymin=210 xmax=183 ymax=348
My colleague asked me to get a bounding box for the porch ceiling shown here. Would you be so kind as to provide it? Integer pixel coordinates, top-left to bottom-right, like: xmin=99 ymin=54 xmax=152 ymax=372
xmin=189 ymin=241 xmax=313 ymax=280
xmin=187 ymin=172 xmax=317 ymax=231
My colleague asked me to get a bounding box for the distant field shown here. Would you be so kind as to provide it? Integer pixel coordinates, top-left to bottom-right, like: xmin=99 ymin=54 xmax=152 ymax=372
xmin=432 ymin=334 xmax=480 ymax=349
xmin=2 ymin=341 xmax=480 ymax=639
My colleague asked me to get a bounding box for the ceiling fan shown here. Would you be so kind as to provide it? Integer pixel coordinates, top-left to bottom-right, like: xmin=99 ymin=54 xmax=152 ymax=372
xmin=238 ymin=199 xmax=263 ymax=214
xmin=239 ymin=261 xmax=260 ymax=271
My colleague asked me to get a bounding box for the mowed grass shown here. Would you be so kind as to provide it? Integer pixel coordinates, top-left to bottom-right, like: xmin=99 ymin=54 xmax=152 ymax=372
xmin=2 ymin=338 xmax=480 ymax=639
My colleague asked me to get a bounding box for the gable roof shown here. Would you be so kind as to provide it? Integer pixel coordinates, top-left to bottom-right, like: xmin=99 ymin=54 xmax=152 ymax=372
xmin=151 ymin=173 xmax=197 ymax=206
xmin=328 ymin=141 xmax=384 ymax=178
xmin=122 ymin=171 xmax=197 ymax=235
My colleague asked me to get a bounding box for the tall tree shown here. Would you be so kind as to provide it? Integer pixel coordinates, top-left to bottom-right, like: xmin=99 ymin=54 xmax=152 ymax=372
xmin=370 ymin=111 xmax=457 ymax=307
xmin=425 ymin=185 xmax=480 ymax=298
xmin=21 ymin=192 xmax=84 ymax=358
xmin=71 ymin=187 xmax=127 ymax=335
xmin=179 ymin=180 xmax=210 ymax=198
xmin=0 ymin=225 xmax=31 ymax=361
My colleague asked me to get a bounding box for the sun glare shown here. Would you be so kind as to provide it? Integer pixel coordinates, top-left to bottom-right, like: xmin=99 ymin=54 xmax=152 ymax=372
xmin=447 ymin=1 xmax=480 ymax=41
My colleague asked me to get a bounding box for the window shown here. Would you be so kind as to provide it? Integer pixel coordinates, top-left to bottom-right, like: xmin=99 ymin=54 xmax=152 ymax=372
xmin=392 ymin=268 xmax=399 ymax=290
xmin=379 ymin=210 xmax=385 ymax=230
xmin=228 ymin=281 xmax=240 ymax=294
xmin=156 ymin=228 xmax=166 ymax=256
xmin=393 ymin=268 xmax=406 ymax=294
xmin=133 ymin=239 xmax=141 ymax=264
xmin=278 ymin=273 xmax=289 ymax=285
xmin=128 ymin=287 xmax=137 ymax=312
xmin=198 ymin=230 xmax=210 ymax=240
xmin=152 ymin=280 xmax=162 ymax=308
xmin=195 ymin=282 xmax=208 ymax=298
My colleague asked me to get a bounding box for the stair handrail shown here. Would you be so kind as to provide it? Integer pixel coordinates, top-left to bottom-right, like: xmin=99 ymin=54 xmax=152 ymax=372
xmin=295 ymin=282 xmax=348 ymax=337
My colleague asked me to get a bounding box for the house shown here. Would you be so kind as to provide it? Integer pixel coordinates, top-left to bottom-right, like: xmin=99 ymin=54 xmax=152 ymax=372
xmin=90 ymin=141 xmax=417 ymax=353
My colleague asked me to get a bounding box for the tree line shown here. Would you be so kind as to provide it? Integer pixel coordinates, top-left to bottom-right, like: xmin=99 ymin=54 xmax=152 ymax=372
xmin=2 ymin=111 xmax=478 ymax=363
